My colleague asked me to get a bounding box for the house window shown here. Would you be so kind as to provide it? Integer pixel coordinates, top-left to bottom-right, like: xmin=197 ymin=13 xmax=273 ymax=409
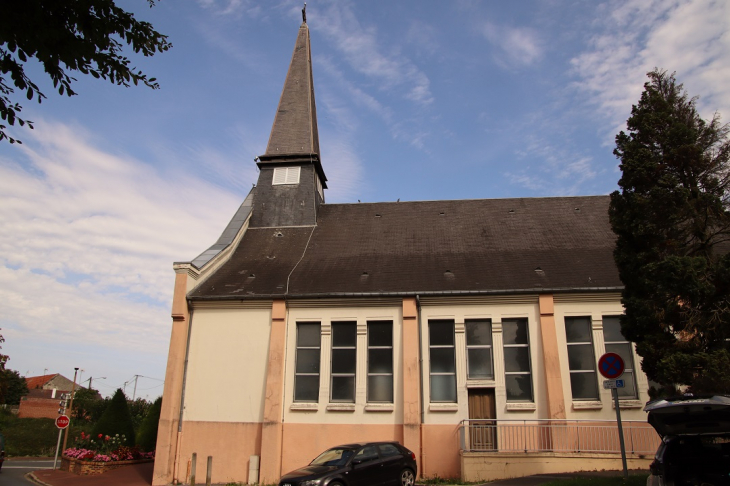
xmin=502 ymin=318 xmax=533 ymax=401
xmin=429 ymin=320 xmax=456 ymax=402
xmin=294 ymin=322 xmax=320 ymax=402
xmin=367 ymin=321 xmax=393 ymax=402
xmin=272 ymin=166 xmax=301 ymax=185
xmin=565 ymin=316 xmax=598 ymax=400
xmin=331 ymin=321 xmax=357 ymax=402
xmin=602 ymin=316 xmax=637 ymax=399
xmin=466 ymin=319 xmax=493 ymax=379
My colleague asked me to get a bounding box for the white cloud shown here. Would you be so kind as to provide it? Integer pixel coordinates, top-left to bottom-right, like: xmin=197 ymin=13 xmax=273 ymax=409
xmin=312 ymin=2 xmax=434 ymax=105
xmin=571 ymin=0 xmax=730 ymax=141
xmin=479 ymin=22 xmax=543 ymax=68
xmin=0 ymin=120 xmax=242 ymax=371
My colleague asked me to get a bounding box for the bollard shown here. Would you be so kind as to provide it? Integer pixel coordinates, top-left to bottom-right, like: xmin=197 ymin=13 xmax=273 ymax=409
xmin=248 ymin=455 xmax=260 ymax=485
xmin=206 ymin=456 xmax=213 ymax=486
xmin=190 ymin=453 xmax=197 ymax=486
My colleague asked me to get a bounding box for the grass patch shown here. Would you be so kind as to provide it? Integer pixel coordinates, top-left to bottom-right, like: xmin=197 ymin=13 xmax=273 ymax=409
xmin=0 ymin=409 xmax=92 ymax=457
xmin=541 ymin=474 xmax=649 ymax=486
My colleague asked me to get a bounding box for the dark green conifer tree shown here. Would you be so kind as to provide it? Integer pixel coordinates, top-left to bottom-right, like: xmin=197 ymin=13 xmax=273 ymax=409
xmin=91 ymin=388 xmax=136 ymax=446
xmin=610 ymin=69 xmax=730 ymax=395
xmin=136 ymin=396 xmax=162 ymax=452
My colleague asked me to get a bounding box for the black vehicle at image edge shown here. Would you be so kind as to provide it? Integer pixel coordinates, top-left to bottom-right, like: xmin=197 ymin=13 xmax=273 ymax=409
xmin=645 ymin=395 xmax=730 ymax=486
xmin=278 ymin=441 xmax=417 ymax=486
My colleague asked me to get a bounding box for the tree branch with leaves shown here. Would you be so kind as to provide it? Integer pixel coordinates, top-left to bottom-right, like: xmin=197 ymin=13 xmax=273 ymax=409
xmin=0 ymin=0 xmax=171 ymax=143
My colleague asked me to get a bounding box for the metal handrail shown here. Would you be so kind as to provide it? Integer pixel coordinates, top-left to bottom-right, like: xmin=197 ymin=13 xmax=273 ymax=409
xmin=459 ymin=419 xmax=660 ymax=454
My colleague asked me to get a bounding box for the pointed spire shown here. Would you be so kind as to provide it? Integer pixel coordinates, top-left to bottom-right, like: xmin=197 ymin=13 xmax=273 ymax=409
xmin=258 ymin=21 xmax=324 ymax=187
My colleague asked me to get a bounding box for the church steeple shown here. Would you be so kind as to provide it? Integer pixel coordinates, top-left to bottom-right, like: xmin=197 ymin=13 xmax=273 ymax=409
xmin=257 ymin=20 xmax=325 ymax=185
xmin=250 ymin=19 xmax=326 ymax=229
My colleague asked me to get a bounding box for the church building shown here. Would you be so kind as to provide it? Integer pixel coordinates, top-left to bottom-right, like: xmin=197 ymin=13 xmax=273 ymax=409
xmin=153 ymin=18 xmax=657 ymax=486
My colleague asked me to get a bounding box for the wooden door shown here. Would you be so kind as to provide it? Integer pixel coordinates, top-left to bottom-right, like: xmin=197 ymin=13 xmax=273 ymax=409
xmin=468 ymin=388 xmax=496 ymax=450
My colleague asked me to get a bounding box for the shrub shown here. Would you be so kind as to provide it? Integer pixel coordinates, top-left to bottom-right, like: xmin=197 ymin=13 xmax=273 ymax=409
xmin=136 ymin=396 xmax=162 ymax=452
xmin=91 ymin=389 xmax=135 ymax=446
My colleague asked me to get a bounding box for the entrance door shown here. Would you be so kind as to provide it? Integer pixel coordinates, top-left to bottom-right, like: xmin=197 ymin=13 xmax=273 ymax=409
xmin=468 ymin=388 xmax=496 ymax=451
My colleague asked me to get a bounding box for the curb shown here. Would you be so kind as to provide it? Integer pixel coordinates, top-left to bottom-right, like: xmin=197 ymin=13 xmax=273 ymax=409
xmin=25 ymin=472 xmax=53 ymax=486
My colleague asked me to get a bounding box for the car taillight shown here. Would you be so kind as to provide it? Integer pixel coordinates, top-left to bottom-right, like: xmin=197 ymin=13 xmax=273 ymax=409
xmin=410 ymin=451 xmax=416 ymax=460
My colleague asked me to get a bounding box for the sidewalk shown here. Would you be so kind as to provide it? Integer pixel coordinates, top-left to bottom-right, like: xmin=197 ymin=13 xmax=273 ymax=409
xmin=28 ymin=463 xmax=641 ymax=486
xmin=28 ymin=462 xmax=153 ymax=486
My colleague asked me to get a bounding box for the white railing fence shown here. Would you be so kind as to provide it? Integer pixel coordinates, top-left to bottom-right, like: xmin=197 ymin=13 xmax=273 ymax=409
xmin=459 ymin=419 xmax=660 ymax=454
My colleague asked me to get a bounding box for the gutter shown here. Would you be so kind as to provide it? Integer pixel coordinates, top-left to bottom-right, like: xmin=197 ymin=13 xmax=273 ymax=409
xmin=188 ymin=286 xmax=625 ymax=301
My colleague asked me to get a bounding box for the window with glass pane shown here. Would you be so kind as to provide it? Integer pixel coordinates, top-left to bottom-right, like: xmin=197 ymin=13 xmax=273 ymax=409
xmin=295 ymin=322 xmax=321 ymax=402
xmin=565 ymin=316 xmax=598 ymax=400
xmin=367 ymin=321 xmax=393 ymax=402
xmin=602 ymin=316 xmax=637 ymax=398
xmin=331 ymin=321 xmax=356 ymax=402
xmin=466 ymin=319 xmax=494 ymax=379
xmin=502 ymin=318 xmax=533 ymax=401
xmin=429 ymin=320 xmax=456 ymax=402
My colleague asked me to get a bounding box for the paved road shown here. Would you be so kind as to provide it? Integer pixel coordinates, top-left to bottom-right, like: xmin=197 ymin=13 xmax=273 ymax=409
xmin=2 ymin=459 xmax=55 ymax=485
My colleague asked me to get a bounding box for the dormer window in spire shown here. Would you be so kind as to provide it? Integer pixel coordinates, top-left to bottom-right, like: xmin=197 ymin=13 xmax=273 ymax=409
xmin=272 ymin=166 xmax=301 ymax=185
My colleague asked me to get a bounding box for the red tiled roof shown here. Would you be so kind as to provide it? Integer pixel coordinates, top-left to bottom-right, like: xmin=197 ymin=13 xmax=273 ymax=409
xmin=25 ymin=374 xmax=57 ymax=389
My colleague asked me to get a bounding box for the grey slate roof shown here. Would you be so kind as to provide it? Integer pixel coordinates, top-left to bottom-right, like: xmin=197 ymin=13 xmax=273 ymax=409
xmin=189 ymin=195 xmax=622 ymax=300
xmin=262 ymin=22 xmax=320 ymax=159
xmin=189 ymin=189 xmax=255 ymax=269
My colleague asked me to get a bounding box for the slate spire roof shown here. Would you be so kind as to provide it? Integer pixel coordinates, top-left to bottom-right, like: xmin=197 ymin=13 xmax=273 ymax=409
xmin=258 ymin=21 xmax=325 ymax=186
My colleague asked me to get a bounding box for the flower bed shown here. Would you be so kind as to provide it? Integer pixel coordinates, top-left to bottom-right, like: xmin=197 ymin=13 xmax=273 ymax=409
xmin=61 ymin=432 xmax=154 ymax=475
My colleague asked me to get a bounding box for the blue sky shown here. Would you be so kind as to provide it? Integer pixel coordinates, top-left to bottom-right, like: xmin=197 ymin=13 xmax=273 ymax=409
xmin=1 ymin=0 xmax=729 ymax=398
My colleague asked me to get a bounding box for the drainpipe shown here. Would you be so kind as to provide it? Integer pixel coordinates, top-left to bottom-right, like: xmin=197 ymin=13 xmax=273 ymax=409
xmin=415 ymin=295 xmax=425 ymax=477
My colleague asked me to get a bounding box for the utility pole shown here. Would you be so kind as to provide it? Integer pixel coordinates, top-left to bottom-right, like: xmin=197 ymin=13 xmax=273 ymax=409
xmin=132 ymin=375 xmax=140 ymax=400
xmin=61 ymin=367 xmax=79 ymax=453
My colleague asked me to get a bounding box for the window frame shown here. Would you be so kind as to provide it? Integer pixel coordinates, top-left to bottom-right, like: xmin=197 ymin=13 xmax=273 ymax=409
xmin=502 ymin=318 xmax=534 ymax=402
xmin=565 ymin=316 xmax=599 ymax=401
xmin=367 ymin=320 xmax=394 ymax=403
xmin=428 ymin=319 xmax=457 ymax=403
xmin=602 ymin=315 xmax=638 ymax=399
xmin=330 ymin=321 xmax=357 ymax=403
xmin=294 ymin=322 xmax=321 ymax=402
xmin=272 ymin=166 xmax=301 ymax=185
xmin=465 ymin=319 xmax=494 ymax=380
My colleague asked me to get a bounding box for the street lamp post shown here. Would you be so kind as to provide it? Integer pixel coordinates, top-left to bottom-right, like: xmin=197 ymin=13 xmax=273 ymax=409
xmin=61 ymin=367 xmax=79 ymax=453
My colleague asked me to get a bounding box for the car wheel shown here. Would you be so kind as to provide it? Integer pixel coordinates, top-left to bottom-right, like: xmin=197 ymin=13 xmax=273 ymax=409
xmin=400 ymin=468 xmax=415 ymax=486
xmin=329 ymin=482 xmax=344 ymax=486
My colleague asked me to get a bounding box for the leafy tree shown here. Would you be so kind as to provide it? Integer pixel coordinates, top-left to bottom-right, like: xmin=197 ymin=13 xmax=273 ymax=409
xmin=610 ymin=69 xmax=730 ymax=394
xmin=0 ymin=330 xmax=8 ymax=370
xmin=91 ymin=388 xmax=136 ymax=446
xmin=71 ymin=387 xmax=108 ymax=422
xmin=0 ymin=369 xmax=29 ymax=405
xmin=136 ymin=396 xmax=161 ymax=452
xmin=128 ymin=397 xmax=151 ymax=430
xmin=0 ymin=0 xmax=172 ymax=144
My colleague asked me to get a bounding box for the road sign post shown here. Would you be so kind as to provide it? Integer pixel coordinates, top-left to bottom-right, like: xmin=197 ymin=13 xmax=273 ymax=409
xmin=598 ymin=353 xmax=628 ymax=481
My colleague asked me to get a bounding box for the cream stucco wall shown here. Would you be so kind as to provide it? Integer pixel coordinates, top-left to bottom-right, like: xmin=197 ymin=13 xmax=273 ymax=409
xmin=283 ymin=301 xmax=405 ymax=425
xmin=553 ymin=294 xmax=648 ymax=421
xmin=183 ymin=303 xmax=272 ymax=423
xmin=419 ymin=296 xmax=547 ymax=424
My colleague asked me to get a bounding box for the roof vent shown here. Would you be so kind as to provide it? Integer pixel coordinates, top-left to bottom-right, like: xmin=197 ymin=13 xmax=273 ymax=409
xmin=360 ymin=272 xmax=369 ymax=283
xmin=274 ymin=231 xmax=284 ymax=237
xmin=574 ymin=207 xmax=580 ymax=211
xmin=534 ymin=267 xmax=546 ymax=277
xmin=375 ymin=214 xmax=381 ymax=218
xmin=439 ymin=212 xmax=445 ymax=216
xmin=509 ymin=209 xmax=515 ymax=213
xmin=444 ymin=270 xmax=455 ymax=280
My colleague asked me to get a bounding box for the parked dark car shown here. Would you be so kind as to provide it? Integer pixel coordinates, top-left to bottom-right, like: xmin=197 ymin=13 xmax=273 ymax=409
xmin=645 ymin=395 xmax=730 ymax=486
xmin=0 ymin=430 xmax=5 ymax=471
xmin=278 ymin=441 xmax=417 ymax=486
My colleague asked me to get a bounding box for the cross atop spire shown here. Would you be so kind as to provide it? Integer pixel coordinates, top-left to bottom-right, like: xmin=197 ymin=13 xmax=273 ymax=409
xmin=302 ymin=3 xmax=307 ymax=24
